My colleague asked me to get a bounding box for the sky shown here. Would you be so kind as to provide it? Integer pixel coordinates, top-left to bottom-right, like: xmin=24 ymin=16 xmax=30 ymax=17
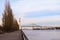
xmin=0 ymin=0 xmax=60 ymax=26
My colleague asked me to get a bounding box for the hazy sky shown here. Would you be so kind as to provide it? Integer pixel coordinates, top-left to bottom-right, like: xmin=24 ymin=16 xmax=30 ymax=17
xmin=0 ymin=0 xmax=60 ymax=26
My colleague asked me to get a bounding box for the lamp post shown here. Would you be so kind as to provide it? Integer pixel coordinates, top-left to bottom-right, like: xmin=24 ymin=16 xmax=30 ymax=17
xmin=19 ymin=18 xmax=24 ymax=40
xmin=19 ymin=18 xmax=22 ymax=30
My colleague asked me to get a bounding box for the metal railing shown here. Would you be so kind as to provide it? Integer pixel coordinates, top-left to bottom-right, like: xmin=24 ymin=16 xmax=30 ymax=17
xmin=22 ymin=31 xmax=28 ymax=40
xmin=20 ymin=30 xmax=28 ymax=40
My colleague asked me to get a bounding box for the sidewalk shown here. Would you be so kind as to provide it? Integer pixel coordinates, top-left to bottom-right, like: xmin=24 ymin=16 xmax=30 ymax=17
xmin=0 ymin=30 xmax=24 ymax=40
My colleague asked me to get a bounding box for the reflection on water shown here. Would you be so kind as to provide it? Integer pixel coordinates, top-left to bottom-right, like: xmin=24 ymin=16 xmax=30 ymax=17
xmin=23 ymin=30 xmax=60 ymax=40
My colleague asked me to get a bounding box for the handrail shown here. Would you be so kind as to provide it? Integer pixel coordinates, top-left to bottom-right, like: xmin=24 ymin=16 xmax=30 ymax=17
xmin=22 ymin=30 xmax=28 ymax=40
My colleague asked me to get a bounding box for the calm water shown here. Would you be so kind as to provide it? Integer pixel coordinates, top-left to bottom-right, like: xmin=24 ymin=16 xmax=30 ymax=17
xmin=23 ymin=30 xmax=60 ymax=40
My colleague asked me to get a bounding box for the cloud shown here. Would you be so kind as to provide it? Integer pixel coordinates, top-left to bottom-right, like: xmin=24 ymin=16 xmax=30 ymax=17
xmin=25 ymin=10 xmax=60 ymax=18
xmin=11 ymin=0 xmax=60 ymax=13
xmin=0 ymin=0 xmax=60 ymax=26
xmin=10 ymin=0 xmax=60 ymax=26
xmin=21 ymin=15 xmax=60 ymax=26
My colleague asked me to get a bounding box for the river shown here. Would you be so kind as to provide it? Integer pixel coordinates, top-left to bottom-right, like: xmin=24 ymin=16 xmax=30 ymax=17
xmin=23 ymin=30 xmax=60 ymax=40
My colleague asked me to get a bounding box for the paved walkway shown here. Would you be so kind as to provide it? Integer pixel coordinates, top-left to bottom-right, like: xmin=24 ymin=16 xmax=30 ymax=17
xmin=0 ymin=30 xmax=24 ymax=40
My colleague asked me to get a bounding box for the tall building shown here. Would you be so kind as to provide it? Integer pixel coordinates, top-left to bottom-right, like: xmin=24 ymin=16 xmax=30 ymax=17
xmin=2 ymin=0 xmax=19 ymax=32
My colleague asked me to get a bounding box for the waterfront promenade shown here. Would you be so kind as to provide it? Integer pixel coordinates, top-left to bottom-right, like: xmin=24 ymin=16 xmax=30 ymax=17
xmin=0 ymin=30 xmax=28 ymax=40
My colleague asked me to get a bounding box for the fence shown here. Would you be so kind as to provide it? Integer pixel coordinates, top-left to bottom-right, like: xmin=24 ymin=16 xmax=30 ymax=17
xmin=21 ymin=30 xmax=28 ymax=40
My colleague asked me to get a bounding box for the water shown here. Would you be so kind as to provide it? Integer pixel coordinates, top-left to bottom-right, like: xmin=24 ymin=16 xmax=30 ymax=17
xmin=23 ymin=30 xmax=60 ymax=40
